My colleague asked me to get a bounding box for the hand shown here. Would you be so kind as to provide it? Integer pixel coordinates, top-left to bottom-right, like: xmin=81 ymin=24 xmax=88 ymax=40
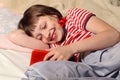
xmin=43 ymin=45 xmax=74 ymax=61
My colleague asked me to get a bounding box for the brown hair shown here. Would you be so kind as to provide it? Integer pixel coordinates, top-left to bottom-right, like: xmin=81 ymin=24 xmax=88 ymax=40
xmin=18 ymin=4 xmax=63 ymax=36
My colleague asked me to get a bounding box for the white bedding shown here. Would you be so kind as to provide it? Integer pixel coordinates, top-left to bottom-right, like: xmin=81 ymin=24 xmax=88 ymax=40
xmin=0 ymin=0 xmax=120 ymax=80
xmin=0 ymin=8 xmax=31 ymax=80
xmin=0 ymin=49 xmax=31 ymax=80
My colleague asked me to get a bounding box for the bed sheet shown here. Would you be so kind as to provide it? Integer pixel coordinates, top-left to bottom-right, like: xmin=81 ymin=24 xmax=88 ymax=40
xmin=0 ymin=8 xmax=30 ymax=80
xmin=0 ymin=49 xmax=31 ymax=80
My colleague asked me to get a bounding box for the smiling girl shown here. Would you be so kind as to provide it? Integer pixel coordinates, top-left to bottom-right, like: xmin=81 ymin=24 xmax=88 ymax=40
xmin=8 ymin=4 xmax=120 ymax=61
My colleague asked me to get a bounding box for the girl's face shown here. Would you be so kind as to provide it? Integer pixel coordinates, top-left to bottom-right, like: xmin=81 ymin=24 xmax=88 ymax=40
xmin=31 ymin=15 xmax=64 ymax=44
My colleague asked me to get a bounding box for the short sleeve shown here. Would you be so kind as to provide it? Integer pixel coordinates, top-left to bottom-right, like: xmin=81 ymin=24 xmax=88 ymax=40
xmin=66 ymin=8 xmax=95 ymax=30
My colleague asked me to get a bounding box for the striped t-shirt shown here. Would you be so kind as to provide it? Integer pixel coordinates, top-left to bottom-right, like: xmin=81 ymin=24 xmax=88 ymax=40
xmin=50 ymin=8 xmax=95 ymax=61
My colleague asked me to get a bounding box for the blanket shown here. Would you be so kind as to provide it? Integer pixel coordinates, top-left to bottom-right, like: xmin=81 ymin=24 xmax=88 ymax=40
xmin=23 ymin=42 xmax=120 ymax=80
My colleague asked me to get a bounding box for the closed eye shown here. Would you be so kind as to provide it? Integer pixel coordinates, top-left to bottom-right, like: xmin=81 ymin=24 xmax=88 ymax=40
xmin=36 ymin=34 xmax=42 ymax=40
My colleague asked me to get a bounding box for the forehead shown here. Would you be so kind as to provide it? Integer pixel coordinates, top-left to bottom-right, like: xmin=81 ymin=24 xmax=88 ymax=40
xmin=33 ymin=16 xmax=48 ymax=25
xmin=33 ymin=17 xmax=46 ymax=27
xmin=39 ymin=15 xmax=57 ymax=21
xmin=33 ymin=15 xmax=55 ymax=26
xmin=31 ymin=17 xmax=47 ymax=30
xmin=32 ymin=15 xmax=56 ymax=28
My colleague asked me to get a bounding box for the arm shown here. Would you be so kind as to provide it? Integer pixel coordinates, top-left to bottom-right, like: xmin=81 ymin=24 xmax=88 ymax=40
xmin=70 ymin=16 xmax=120 ymax=53
xmin=0 ymin=34 xmax=32 ymax=52
xmin=44 ymin=16 xmax=120 ymax=61
xmin=8 ymin=29 xmax=49 ymax=50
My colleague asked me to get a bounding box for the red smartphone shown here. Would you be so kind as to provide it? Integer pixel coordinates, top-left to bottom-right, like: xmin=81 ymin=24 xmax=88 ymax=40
xmin=30 ymin=50 xmax=48 ymax=65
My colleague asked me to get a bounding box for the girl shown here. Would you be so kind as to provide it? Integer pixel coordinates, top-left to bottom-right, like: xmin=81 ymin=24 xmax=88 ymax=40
xmin=8 ymin=4 xmax=120 ymax=61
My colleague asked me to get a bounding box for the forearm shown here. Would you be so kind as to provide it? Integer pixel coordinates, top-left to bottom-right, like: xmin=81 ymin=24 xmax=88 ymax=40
xmin=0 ymin=34 xmax=32 ymax=52
xmin=69 ymin=16 xmax=120 ymax=54
xmin=8 ymin=29 xmax=49 ymax=50
xmin=69 ymin=29 xmax=120 ymax=54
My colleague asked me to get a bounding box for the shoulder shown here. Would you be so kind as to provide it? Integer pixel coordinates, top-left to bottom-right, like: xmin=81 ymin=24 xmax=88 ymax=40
xmin=67 ymin=8 xmax=88 ymax=15
xmin=66 ymin=8 xmax=95 ymax=30
xmin=67 ymin=8 xmax=94 ymax=17
xmin=68 ymin=8 xmax=84 ymax=12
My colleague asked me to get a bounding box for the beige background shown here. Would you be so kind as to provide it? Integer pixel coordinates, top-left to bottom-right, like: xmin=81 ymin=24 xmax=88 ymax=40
xmin=1 ymin=0 xmax=120 ymax=31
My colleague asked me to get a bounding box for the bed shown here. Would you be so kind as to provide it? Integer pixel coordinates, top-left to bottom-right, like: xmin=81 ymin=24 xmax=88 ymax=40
xmin=0 ymin=0 xmax=120 ymax=80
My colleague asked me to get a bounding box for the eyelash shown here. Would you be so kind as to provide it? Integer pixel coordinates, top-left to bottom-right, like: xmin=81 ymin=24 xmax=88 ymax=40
xmin=37 ymin=34 xmax=42 ymax=40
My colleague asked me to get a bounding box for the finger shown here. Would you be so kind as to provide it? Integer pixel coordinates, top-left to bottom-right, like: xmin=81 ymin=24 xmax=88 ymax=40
xmin=49 ymin=55 xmax=58 ymax=61
xmin=63 ymin=58 xmax=68 ymax=61
xmin=57 ymin=56 xmax=64 ymax=61
xmin=43 ymin=52 xmax=54 ymax=61
xmin=45 ymin=47 xmax=55 ymax=51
